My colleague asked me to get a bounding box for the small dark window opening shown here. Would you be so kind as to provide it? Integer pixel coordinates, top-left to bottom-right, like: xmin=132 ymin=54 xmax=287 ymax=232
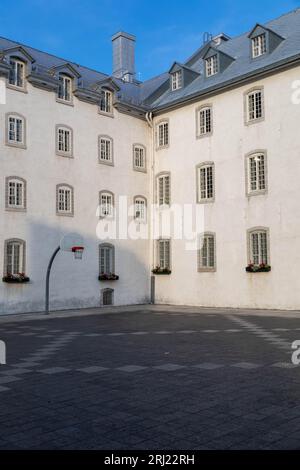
xmin=102 ymin=289 xmax=114 ymax=306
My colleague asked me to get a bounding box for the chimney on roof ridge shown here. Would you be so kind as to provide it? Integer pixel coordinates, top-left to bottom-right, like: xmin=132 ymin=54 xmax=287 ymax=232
xmin=112 ymin=31 xmax=136 ymax=83
xmin=212 ymin=33 xmax=231 ymax=46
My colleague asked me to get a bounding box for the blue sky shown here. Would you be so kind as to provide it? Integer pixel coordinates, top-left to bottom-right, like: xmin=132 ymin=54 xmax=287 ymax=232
xmin=0 ymin=0 xmax=299 ymax=80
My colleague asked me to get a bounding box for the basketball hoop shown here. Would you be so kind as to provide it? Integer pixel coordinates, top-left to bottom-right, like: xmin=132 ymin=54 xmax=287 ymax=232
xmin=72 ymin=246 xmax=84 ymax=260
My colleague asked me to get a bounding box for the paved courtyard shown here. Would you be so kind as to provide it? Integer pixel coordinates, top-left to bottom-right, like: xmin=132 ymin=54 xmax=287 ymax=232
xmin=0 ymin=304 xmax=300 ymax=450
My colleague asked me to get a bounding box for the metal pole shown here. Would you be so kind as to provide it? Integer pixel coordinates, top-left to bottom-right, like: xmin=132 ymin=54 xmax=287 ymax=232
xmin=45 ymin=246 xmax=60 ymax=315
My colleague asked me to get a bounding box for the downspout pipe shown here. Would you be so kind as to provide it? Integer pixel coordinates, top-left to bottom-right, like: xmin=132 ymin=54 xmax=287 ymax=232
xmin=145 ymin=111 xmax=155 ymax=304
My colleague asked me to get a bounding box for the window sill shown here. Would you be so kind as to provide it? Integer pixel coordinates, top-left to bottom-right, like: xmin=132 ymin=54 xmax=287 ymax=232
xmin=98 ymin=159 xmax=114 ymax=167
xmin=56 ymin=98 xmax=74 ymax=107
xmin=198 ymin=268 xmax=216 ymax=273
xmin=196 ymin=198 xmax=215 ymax=204
xmin=246 ymin=189 xmax=268 ymax=197
xmin=56 ymin=212 xmax=74 ymax=217
xmin=56 ymin=152 xmax=74 ymax=158
xmin=6 ymin=84 xmax=28 ymax=94
xmin=98 ymin=110 xmax=114 ymax=119
xmin=133 ymin=167 xmax=147 ymax=173
xmin=196 ymin=132 xmax=213 ymax=140
xmin=245 ymin=116 xmax=265 ymax=126
xmin=156 ymin=145 xmax=169 ymax=151
xmin=6 ymin=142 xmax=27 ymax=150
xmin=5 ymin=207 xmax=26 ymax=212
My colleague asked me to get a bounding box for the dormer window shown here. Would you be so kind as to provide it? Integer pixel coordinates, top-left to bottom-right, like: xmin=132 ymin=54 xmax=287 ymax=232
xmin=206 ymin=55 xmax=218 ymax=77
xmin=99 ymin=90 xmax=113 ymax=115
xmin=9 ymin=58 xmax=25 ymax=89
xmin=252 ymin=34 xmax=267 ymax=58
xmin=58 ymin=74 xmax=72 ymax=103
xmin=171 ymin=70 xmax=182 ymax=91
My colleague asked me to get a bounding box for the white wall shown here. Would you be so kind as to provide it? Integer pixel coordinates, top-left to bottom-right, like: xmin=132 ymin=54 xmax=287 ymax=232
xmin=0 ymin=77 xmax=151 ymax=314
xmin=153 ymin=66 xmax=300 ymax=310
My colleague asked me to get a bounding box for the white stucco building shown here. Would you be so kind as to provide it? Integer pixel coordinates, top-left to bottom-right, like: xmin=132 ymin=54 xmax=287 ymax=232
xmin=1 ymin=8 xmax=300 ymax=314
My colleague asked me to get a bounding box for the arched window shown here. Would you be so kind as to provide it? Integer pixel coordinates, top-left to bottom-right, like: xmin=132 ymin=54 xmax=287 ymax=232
xmin=98 ymin=135 xmax=113 ymax=165
xmin=101 ymin=288 xmax=114 ymax=306
xmin=6 ymin=113 xmax=26 ymax=148
xmin=99 ymin=243 xmax=115 ymax=275
xmin=4 ymin=239 xmax=26 ymax=276
xmin=157 ymin=172 xmax=171 ymax=206
xmin=247 ymin=227 xmax=269 ymax=266
xmin=99 ymin=190 xmax=114 ymax=218
xmin=196 ymin=162 xmax=215 ymax=203
xmin=134 ymin=196 xmax=147 ymax=222
xmin=133 ymin=144 xmax=146 ymax=172
xmin=56 ymin=125 xmax=73 ymax=157
xmin=196 ymin=105 xmax=213 ymax=137
xmin=198 ymin=232 xmax=216 ymax=272
xmin=156 ymin=119 xmax=169 ymax=149
xmin=245 ymin=151 xmax=267 ymax=195
xmin=56 ymin=184 xmax=74 ymax=216
xmin=5 ymin=177 xmax=26 ymax=210
xmin=99 ymin=90 xmax=113 ymax=115
xmin=245 ymin=87 xmax=264 ymax=124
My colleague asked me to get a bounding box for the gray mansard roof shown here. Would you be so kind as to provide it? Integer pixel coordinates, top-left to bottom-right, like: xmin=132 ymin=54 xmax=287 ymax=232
xmin=1 ymin=7 xmax=300 ymax=114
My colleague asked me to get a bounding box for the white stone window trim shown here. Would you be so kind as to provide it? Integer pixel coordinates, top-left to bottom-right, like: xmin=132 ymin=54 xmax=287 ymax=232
xmin=99 ymin=190 xmax=115 ymax=219
xmin=157 ymin=239 xmax=171 ymax=270
xmin=198 ymin=232 xmax=217 ymax=272
xmin=196 ymin=162 xmax=215 ymax=204
xmin=134 ymin=195 xmax=147 ymax=222
xmin=56 ymin=184 xmax=74 ymax=216
xmin=56 ymin=124 xmax=73 ymax=157
xmin=98 ymin=135 xmax=114 ymax=166
xmin=245 ymin=150 xmax=268 ymax=197
xmin=98 ymin=90 xmax=114 ymax=117
xmin=156 ymin=172 xmax=171 ymax=207
xmin=244 ymin=86 xmax=265 ymax=125
xmin=156 ymin=119 xmax=170 ymax=150
xmin=5 ymin=113 xmax=27 ymax=149
xmin=99 ymin=243 xmax=115 ymax=275
xmin=5 ymin=176 xmax=27 ymax=211
xmin=247 ymin=227 xmax=270 ymax=266
xmin=133 ymin=144 xmax=147 ymax=172
xmin=3 ymin=238 xmax=26 ymax=276
xmin=57 ymin=74 xmax=74 ymax=105
xmin=7 ymin=57 xmax=27 ymax=93
xmin=196 ymin=104 xmax=213 ymax=138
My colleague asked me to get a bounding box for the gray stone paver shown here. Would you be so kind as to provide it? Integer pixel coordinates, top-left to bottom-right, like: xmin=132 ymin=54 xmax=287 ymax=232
xmin=0 ymin=305 xmax=300 ymax=449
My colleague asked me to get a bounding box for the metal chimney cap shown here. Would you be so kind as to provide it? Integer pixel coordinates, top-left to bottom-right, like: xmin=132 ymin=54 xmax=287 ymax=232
xmin=112 ymin=31 xmax=136 ymax=42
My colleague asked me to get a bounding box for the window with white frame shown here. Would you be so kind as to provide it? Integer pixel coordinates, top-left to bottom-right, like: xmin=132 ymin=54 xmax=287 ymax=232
xmin=248 ymin=229 xmax=269 ymax=266
xmin=6 ymin=177 xmax=26 ymax=209
xmin=9 ymin=58 xmax=25 ymax=88
xmin=99 ymin=191 xmax=114 ymax=218
xmin=99 ymin=90 xmax=113 ymax=114
xmin=7 ymin=114 xmax=25 ymax=145
xmin=99 ymin=244 xmax=115 ymax=274
xmin=157 ymin=239 xmax=171 ymax=270
xmin=197 ymin=106 xmax=212 ymax=136
xmin=197 ymin=163 xmax=214 ymax=202
xmin=252 ymin=34 xmax=267 ymax=58
xmin=246 ymin=89 xmax=263 ymax=122
xmin=157 ymin=173 xmax=170 ymax=206
xmin=57 ymin=126 xmax=72 ymax=156
xmin=133 ymin=144 xmax=146 ymax=171
xmin=57 ymin=74 xmax=72 ymax=102
xmin=4 ymin=239 xmax=25 ymax=275
xmin=198 ymin=233 xmax=216 ymax=271
xmin=99 ymin=136 xmax=113 ymax=164
xmin=157 ymin=121 xmax=169 ymax=148
xmin=205 ymin=55 xmax=218 ymax=77
xmin=171 ymin=70 xmax=183 ymax=91
xmin=56 ymin=185 xmax=73 ymax=215
xmin=246 ymin=152 xmax=267 ymax=194
xmin=134 ymin=196 xmax=147 ymax=221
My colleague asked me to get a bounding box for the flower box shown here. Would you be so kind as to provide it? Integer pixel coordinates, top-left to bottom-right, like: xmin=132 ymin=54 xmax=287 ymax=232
xmin=2 ymin=273 xmax=30 ymax=283
xmin=246 ymin=264 xmax=271 ymax=273
xmin=152 ymin=267 xmax=172 ymax=275
xmin=98 ymin=274 xmax=119 ymax=281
